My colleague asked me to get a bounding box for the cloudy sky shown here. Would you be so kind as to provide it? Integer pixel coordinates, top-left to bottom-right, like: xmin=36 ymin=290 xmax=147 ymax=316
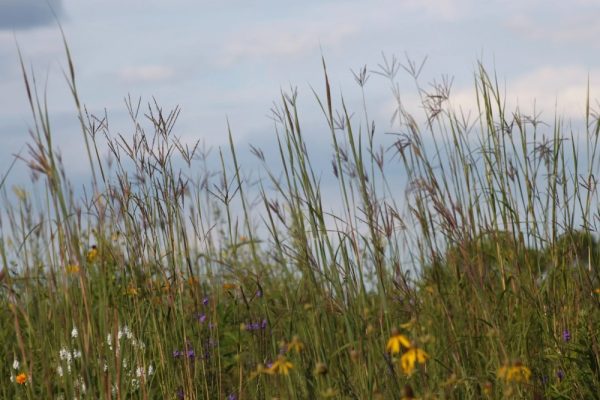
xmin=1 ymin=0 xmax=600 ymax=184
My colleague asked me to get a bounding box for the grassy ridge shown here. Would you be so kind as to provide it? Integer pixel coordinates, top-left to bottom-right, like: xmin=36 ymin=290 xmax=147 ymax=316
xmin=1 ymin=44 xmax=599 ymax=399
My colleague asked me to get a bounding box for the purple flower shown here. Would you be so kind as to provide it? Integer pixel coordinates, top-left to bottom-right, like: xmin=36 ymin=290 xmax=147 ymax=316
xmin=562 ymin=329 xmax=571 ymax=342
xmin=245 ymin=319 xmax=267 ymax=331
xmin=194 ymin=312 xmax=207 ymax=323
xmin=172 ymin=350 xmax=182 ymax=358
xmin=202 ymin=297 xmax=209 ymax=306
xmin=557 ymin=369 xmax=565 ymax=381
xmin=187 ymin=349 xmax=196 ymax=359
xmin=227 ymin=394 xmax=237 ymax=400
xmin=256 ymin=289 xmax=263 ymax=298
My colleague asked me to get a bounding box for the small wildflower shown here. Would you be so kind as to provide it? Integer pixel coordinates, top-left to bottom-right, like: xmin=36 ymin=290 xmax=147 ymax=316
xmin=15 ymin=372 xmax=27 ymax=384
xmin=59 ymin=348 xmax=72 ymax=362
xmin=66 ymin=264 xmax=80 ymax=274
xmin=12 ymin=359 xmax=19 ymax=370
xmin=321 ymin=388 xmax=339 ymax=398
xmin=126 ymin=286 xmax=139 ymax=297
xmin=386 ymin=328 xmax=411 ymax=354
xmin=314 ymin=362 xmax=328 ymax=376
xmin=187 ymin=276 xmax=199 ymax=286
xmin=227 ymin=394 xmax=237 ymax=400
xmin=71 ymin=327 xmax=79 ymax=338
xmin=195 ymin=313 xmax=207 ymax=323
xmin=86 ymin=245 xmax=98 ymax=263
xmin=482 ymin=381 xmax=493 ymax=396
xmin=399 ymin=318 xmax=416 ymax=330
xmin=250 ymin=363 xmax=272 ymax=378
xmin=497 ymin=362 xmax=531 ymax=383
xmin=202 ymin=297 xmax=209 ymax=306
xmin=400 ymin=347 xmax=428 ymax=376
xmin=287 ymin=336 xmax=304 ymax=353
xmin=556 ymin=369 xmax=565 ymax=381
xmin=562 ymin=329 xmax=571 ymax=342
xmin=268 ymin=355 xmax=294 ymax=375
xmin=172 ymin=350 xmax=182 ymax=358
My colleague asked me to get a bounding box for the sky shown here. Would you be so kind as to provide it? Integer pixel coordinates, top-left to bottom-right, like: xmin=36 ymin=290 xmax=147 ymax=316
xmin=1 ymin=0 xmax=600 ymax=188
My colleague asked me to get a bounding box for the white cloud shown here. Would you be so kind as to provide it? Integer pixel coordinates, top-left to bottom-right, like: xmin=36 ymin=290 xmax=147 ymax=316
xmin=118 ymin=65 xmax=175 ymax=83
xmin=506 ymin=12 xmax=600 ymax=45
xmin=217 ymin=22 xmax=358 ymax=67
xmin=449 ymin=65 xmax=600 ymax=121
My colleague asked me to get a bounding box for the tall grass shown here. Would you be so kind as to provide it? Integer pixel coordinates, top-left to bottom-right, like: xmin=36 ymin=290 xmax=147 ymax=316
xmin=1 ymin=40 xmax=599 ymax=399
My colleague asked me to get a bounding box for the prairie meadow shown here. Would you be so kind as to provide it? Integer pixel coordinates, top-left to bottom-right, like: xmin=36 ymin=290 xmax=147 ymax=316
xmin=1 ymin=40 xmax=600 ymax=399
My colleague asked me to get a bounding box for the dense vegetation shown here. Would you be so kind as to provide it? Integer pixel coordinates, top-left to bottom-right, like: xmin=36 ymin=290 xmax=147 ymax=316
xmin=1 ymin=42 xmax=599 ymax=399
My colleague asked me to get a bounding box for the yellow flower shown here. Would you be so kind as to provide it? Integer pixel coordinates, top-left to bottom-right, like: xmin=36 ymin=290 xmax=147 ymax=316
xmin=400 ymin=347 xmax=428 ymax=376
xmin=66 ymin=264 xmax=80 ymax=274
xmin=400 ymin=318 xmax=416 ymax=330
xmin=287 ymin=335 xmax=304 ymax=354
xmin=126 ymin=286 xmax=139 ymax=297
xmin=15 ymin=372 xmax=27 ymax=384
xmin=497 ymin=362 xmax=531 ymax=383
xmin=386 ymin=329 xmax=411 ymax=354
xmin=268 ymin=355 xmax=294 ymax=375
xmin=249 ymin=363 xmax=272 ymax=379
xmin=86 ymin=245 xmax=98 ymax=263
xmin=321 ymin=388 xmax=339 ymax=398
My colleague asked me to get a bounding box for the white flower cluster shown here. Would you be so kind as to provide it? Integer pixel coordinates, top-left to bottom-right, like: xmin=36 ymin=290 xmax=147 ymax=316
xmin=9 ymin=358 xmax=22 ymax=383
xmin=58 ymin=346 xmax=82 ymax=375
xmin=105 ymin=325 xmax=153 ymax=396
xmin=107 ymin=325 xmax=145 ymax=353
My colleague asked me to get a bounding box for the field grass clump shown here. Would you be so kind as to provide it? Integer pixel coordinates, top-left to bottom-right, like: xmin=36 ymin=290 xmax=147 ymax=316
xmin=0 ymin=44 xmax=599 ymax=399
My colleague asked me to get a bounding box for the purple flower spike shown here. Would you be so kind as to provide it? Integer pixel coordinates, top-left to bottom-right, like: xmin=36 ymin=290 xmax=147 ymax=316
xmin=261 ymin=319 xmax=267 ymax=329
xmin=172 ymin=350 xmax=182 ymax=358
xmin=557 ymin=369 xmax=565 ymax=381
xmin=203 ymin=297 xmax=209 ymax=306
xmin=227 ymin=394 xmax=237 ymax=400
xmin=562 ymin=329 xmax=571 ymax=342
xmin=187 ymin=349 xmax=196 ymax=359
xmin=256 ymin=289 xmax=263 ymax=298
